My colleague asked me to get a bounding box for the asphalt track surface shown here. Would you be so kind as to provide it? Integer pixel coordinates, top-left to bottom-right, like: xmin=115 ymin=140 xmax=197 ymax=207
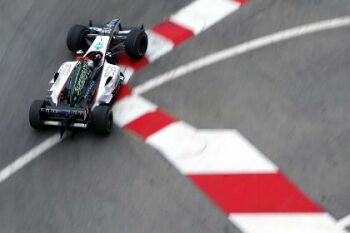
xmin=1 ymin=0 xmax=350 ymax=232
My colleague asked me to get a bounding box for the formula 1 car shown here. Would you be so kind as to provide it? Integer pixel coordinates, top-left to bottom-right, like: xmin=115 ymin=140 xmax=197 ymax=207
xmin=29 ymin=19 xmax=148 ymax=135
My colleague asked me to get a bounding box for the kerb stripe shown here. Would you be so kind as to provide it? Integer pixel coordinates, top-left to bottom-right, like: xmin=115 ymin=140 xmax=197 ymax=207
xmin=152 ymin=20 xmax=194 ymax=45
xmin=125 ymin=109 xmax=177 ymax=139
xmin=189 ymin=172 xmax=323 ymax=214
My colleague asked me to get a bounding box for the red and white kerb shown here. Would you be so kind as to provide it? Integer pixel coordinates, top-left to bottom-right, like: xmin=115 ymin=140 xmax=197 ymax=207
xmin=114 ymin=0 xmax=345 ymax=232
xmin=113 ymin=88 xmax=344 ymax=233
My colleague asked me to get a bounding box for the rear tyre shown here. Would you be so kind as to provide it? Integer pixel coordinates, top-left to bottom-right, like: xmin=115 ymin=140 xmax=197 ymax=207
xmin=66 ymin=24 xmax=89 ymax=52
xmin=125 ymin=29 xmax=148 ymax=59
xmin=91 ymin=105 xmax=113 ymax=135
xmin=29 ymin=100 xmax=45 ymax=130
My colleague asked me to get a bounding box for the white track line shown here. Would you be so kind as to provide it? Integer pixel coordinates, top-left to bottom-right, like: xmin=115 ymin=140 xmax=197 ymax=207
xmin=230 ymin=213 xmax=342 ymax=233
xmin=0 ymin=133 xmax=62 ymax=183
xmin=337 ymin=214 xmax=350 ymax=230
xmin=133 ymin=16 xmax=350 ymax=95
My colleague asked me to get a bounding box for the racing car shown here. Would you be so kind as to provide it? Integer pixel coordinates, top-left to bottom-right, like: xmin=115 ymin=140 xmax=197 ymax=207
xmin=29 ymin=19 xmax=148 ymax=135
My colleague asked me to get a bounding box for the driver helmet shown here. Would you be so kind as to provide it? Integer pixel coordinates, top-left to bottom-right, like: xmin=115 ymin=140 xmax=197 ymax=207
xmin=93 ymin=53 xmax=102 ymax=65
xmin=86 ymin=59 xmax=94 ymax=69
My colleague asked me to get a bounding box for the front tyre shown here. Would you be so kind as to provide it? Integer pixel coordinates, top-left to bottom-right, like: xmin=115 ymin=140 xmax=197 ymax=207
xmin=91 ymin=105 xmax=113 ymax=135
xmin=125 ymin=29 xmax=148 ymax=59
xmin=66 ymin=24 xmax=89 ymax=52
xmin=29 ymin=100 xmax=45 ymax=130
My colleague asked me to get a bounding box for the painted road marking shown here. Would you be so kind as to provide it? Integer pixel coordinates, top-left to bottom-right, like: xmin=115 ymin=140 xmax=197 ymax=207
xmin=169 ymin=0 xmax=240 ymax=34
xmin=0 ymin=134 xmax=63 ymax=183
xmin=124 ymin=109 xmax=177 ymax=139
xmin=187 ymin=130 xmax=277 ymax=174
xmin=146 ymin=121 xmax=207 ymax=160
xmin=151 ymin=20 xmax=194 ymax=46
xmin=115 ymin=88 xmax=346 ymax=232
xmin=113 ymin=94 xmax=157 ymax=127
xmin=190 ymin=172 xmax=322 ymax=213
xmin=337 ymin=215 xmax=350 ymax=231
xmin=230 ymin=213 xmax=341 ymax=233
xmin=0 ymin=7 xmax=349 ymax=233
xmin=133 ymin=16 xmax=350 ymax=95
xmin=145 ymin=30 xmax=174 ymax=62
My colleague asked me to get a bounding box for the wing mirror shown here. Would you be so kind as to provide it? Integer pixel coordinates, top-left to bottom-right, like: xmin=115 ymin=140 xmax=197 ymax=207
xmin=76 ymin=50 xmax=84 ymax=55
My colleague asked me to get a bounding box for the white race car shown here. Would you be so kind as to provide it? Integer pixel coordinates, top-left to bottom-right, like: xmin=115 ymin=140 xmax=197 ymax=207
xmin=29 ymin=19 xmax=148 ymax=135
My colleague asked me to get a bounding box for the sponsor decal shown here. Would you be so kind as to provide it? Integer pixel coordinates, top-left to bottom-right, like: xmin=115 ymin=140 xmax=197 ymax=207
xmin=94 ymin=42 xmax=104 ymax=50
xmin=104 ymin=66 xmax=117 ymax=77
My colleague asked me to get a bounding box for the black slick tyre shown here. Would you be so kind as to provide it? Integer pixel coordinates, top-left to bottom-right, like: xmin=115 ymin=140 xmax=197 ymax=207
xmin=91 ymin=105 xmax=113 ymax=135
xmin=66 ymin=24 xmax=89 ymax=52
xmin=29 ymin=100 xmax=45 ymax=130
xmin=125 ymin=29 xmax=148 ymax=59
